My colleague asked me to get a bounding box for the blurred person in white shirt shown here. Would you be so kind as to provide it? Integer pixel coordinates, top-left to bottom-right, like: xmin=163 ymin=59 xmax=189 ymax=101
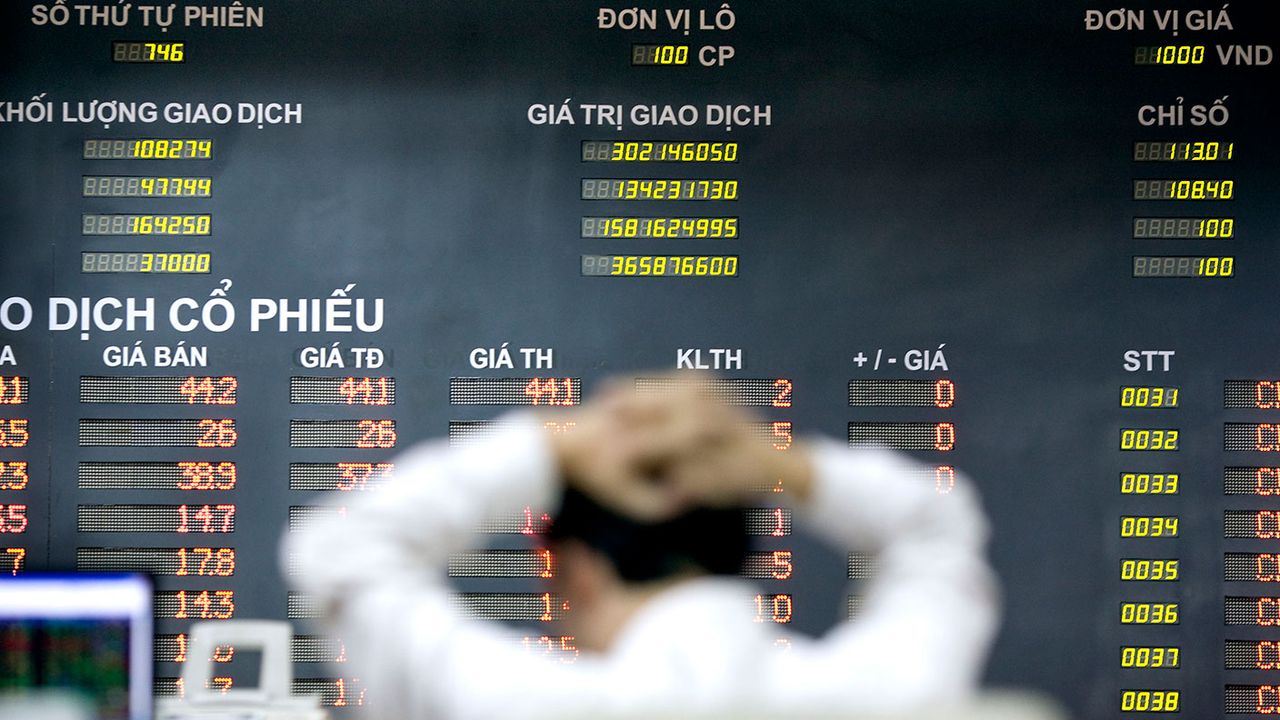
xmin=285 ymin=377 xmax=998 ymax=719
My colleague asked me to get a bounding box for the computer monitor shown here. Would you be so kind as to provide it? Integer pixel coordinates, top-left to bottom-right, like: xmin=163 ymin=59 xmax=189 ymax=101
xmin=0 ymin=573 xmax=153 ymax=720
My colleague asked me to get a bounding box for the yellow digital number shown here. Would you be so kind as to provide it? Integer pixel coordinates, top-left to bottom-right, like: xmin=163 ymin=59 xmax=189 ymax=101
xmin=1121 ymin=646 xmax=1180 ymax=668
xmin=1121 ymin=559 xmax=1179 ymax=581
xmin=1121 ymin=690 xmax=1179 ymax=712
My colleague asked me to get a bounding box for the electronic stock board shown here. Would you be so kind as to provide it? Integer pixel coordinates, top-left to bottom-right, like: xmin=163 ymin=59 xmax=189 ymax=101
xmin=1 ymin=1 xmax=1278 ymax=717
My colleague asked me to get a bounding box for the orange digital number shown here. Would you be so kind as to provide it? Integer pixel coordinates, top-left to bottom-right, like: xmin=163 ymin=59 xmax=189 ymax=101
xmin=542 ymin=421 xmax=577 ymax=435
xmin=356 ymin=420 xmax=396 ymax=448
xmin=1258 ymin=424 xmax=1280 ymax=452
xmin=177 ymin=504 xmax=236 ymax=533
xmin=935 ymin=465 xmax=956 ymax=494
xmin=523 ymin=377 xmax=578 ymax=406
xmin=0 ymin=419 xmax=30 ymax=448
xmin=173 ymin=589 xmax=235 ymax=620
xmin=196 ymin=419 xmax=237 ymax=448
xmin=338 ymin=377 xmax=392 ymax=406
xmin=771 ymin=507 xmax=787 ymax=537
xmin=1258 ymin=381 xmax=1280 ymax=409
xmin=934 ymin=422 xmax=956 ymax=451
xmin=0 ymin=461 xmax=29 ymax=490
xmin=521 ymin=506 xmax=552 ymax=535
xmin=336 ymin=462 xmax=394 ymax=491
xmin=771 ymin=379 xmax=793 ymax=408
xmin=332 ymin=678 xmax=367 ymax=708
xmin=177 ymin=461 xmax=237 ymax=490
xmin=771 ymin=551 xmax=793 ymax=580
xmin=753 ymin=594 xmax=793 ymax=624
xmin=0 ymin=377 xmax=26 ymax=405
xmin=771 ymin=421 xmax=792 ymax=451
xmin=4 ymin=547 xmax=24 ymax=575
xmin=1258 ymin=641 xmax=1280 ymax=669
xmin=175 ymin=547 xmax=236 ymax=576
xmin=0 ymin=504 xmax=28 ymax=534
xmin=934 ymin=379 xmax=956 ymax=408
xmin=178 ymin=376 xmax=237 ymax=405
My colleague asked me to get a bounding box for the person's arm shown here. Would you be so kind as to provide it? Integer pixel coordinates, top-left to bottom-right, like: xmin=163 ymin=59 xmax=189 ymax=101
xmin=775 ymin=442 xmax=999 ymax=709
xmin=281 ymin=417 xmax=604 ymax=719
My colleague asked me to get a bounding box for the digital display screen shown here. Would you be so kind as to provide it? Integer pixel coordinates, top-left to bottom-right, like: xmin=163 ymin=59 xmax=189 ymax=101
xmin=81 ymin=252 xmax=212 ymax=274
xmin=1132 ymin=178 xmax=1233 ymax=201
xmin=848 ymin=379 xmax=955 ymax=408
xmin=1132 ymin=256 xmax=1234 ymax=278
xmin=80 ymin=376 xmax=237 ymax=405
xmin=77 ymin=462 xmax=238 ymax=491
xmin=1224 ymin=554 xmax=1280 ymax=583
xmin=78 ymin=419 xmax=237 ymax=448
xmin=630 ymin=44 xmax=690 ymax=66
xmin=635 ymin=377 xmax=792 ymax=407
xmin=82 ymin=214 xmax=212 ymax=236
xmin=580 ymin=216 xmax=738 ymax=238
xmin=1132 ymin=45 xmax=1204 ymax=65
xmin=82 ymin=176 xmax=211 ymax=198
xmin=1225 ymin=380 xmax=1280 ymax=409
xmin=581 ymin=141 xmax=738 ymax=162
xmin=1226 ymin=685 xmax=1280 ymax=714
xmin=83 ymin=139 xmax=211 ymax=160
xmin=0 ymin=377 xmax=28 ymax=405
xmin=288 ymin=462 xmax=394 ymax=492
xmin=449 ymin=377 xmax=580 ymax=406
xmin=1226 ymin=640 xmax=1280 ymax=670
xmin=1132 ymin=217 xmax=1234 ymax=238
xmin=1132 ymin=141 xmax=1233 ymax=162
xmin=1226 ymin=424 xmax=1280 ymax=452
xmin=290 ymin=376 xmax=396 ymax=405
xmin=580 ymin=254 xmax=738 ymax=276
xmin=76 ymin=504 xmax=237 ymax=533
xmin=111 ymin=42 xmax=185 ymax=63
xmin=1120 ymin=386 xmax=1178 ymax=408
xmin=288 ymin=420 xmax=396 ymax=449
xmin=1224 ymin=467 xmax=1280 ymax=496
xmin=4 ymin=2 xmax=1278 ymax=716
xmin=446 ymin=550 xmax=555 ymax=578
xmin=847 ymin=421 xmax=955 ymax=452
xmin=580 ymin=179 xmax=737 ymax=201
xmin=76 ymin=547 xmax=236 ymax=576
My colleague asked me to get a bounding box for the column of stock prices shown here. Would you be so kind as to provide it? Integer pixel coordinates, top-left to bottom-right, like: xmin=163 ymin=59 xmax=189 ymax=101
xmin=1 ymin=2 xmax=1277 ymax=717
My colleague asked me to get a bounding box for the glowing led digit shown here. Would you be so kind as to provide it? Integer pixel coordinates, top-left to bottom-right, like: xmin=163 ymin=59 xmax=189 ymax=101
xmin=0 ymin=505 xmax=27 ymax=534
xmin=1259 ymin=642 xmax=1280 ymax=669
xmin=1259 ymin=424 xmax=1280 ymax=452
xmin=0 ymin=462 xmax=29 ymax=491
xmin=934 ymin=422 xmax=955 ymax=451
xmin=0 ymin=377 xmax=26 ymax=405
xmin=935 ymin=465 xmax=956 ymax=494
xmin=771 ymin=379 xmax=793 ymax=408
xmin=1260 ymin=599 xmax=1280 ymax=626
xmin=771 ymin=422 xmax=792 ymax=451
xmin=4 ymin=547 xmax=23 ymax=575
xmin=1258 ymin=554 xmax=1280 ymax=581
xmin=1257 ymin=382 xmax=1280 ymax=409
xmin=771 ymin=551 xmax=793 ymax=580
xmin=1258 ymin=468 xmax=1280 ymax=495
xmin=1259 ymin=512 xmax=1280 ymax=539
xmin=0 ymin=419 xmax=30 ymax=448
xmin=196 ymin=419 xmax=237 ymax=447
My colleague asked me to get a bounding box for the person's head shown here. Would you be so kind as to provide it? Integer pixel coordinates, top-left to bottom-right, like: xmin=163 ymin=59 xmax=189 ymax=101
xmin=545 ymin=487 xmax=749 ymax=651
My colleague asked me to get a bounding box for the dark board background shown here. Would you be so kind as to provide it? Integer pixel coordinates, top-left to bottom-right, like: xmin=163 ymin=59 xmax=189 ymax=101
xmin=2 ymin=1 xmax=1278 ymax=717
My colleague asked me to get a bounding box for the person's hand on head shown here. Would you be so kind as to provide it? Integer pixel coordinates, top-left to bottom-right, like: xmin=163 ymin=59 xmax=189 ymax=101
xmin=547 ymin=374 xmax=813 ymax=521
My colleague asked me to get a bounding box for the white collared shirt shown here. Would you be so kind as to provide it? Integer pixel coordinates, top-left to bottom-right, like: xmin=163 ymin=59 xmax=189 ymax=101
xmin=284 ymin=418 xmax=998 ymax=719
